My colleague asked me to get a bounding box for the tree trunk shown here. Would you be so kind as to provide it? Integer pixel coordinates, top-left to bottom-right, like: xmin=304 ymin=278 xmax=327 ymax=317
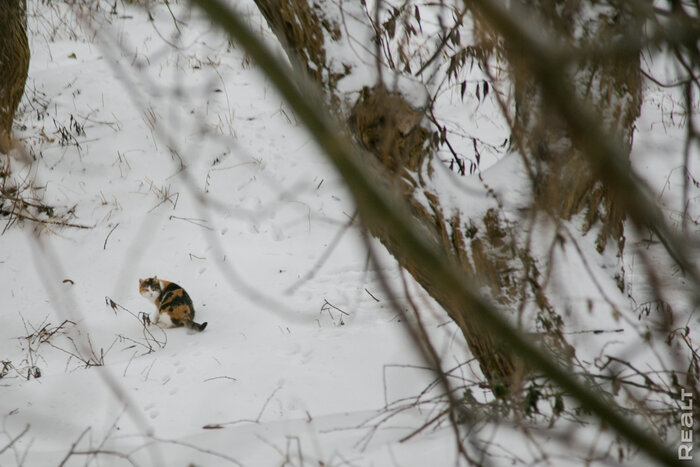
xmin=250 ymin=0 xmax=641 ymax=395
xmin=0 ymin=0 xmax=30 ymax=153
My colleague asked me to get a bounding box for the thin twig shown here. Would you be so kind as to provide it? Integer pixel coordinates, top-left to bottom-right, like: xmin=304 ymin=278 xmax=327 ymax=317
xmin=204 ymin=376 xmax=238 ymax=382
xmin=103 ymin=222 xmax=119 ymax=250
xmin=0 ymin=424 xmax=30 ymax=456
xmin=58 ymin=427 xmax=91 ymax=467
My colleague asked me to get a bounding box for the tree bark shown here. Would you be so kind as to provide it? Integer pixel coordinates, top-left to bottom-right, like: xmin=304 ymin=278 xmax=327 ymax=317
xmin=0 ymin=0 xmax=30 ymax=153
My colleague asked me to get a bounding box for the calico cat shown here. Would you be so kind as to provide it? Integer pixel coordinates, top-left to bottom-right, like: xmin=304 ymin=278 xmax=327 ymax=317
xmin=139 ymin=276 xmax=207 ymax=332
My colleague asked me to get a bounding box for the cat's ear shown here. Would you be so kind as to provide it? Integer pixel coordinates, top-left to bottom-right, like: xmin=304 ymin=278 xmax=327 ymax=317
xmin=139 ymin=278 xmax=143 ymax=285
xmin=154 ymin=275 xmax=158 ymax=280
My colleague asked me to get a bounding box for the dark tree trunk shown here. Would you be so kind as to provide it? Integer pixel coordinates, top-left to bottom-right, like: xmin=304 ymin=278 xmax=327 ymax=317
xmin=0 ymin=0 xmax=30 ymax=153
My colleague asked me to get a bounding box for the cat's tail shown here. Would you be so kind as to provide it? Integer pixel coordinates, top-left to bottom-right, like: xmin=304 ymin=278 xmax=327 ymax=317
xmin=186 ymin=320 xmax=208 ymax=332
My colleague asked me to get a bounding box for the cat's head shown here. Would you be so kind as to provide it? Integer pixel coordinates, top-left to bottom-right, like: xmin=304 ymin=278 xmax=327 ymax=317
xmin=139 ymin=276 xmax=161 ymax=302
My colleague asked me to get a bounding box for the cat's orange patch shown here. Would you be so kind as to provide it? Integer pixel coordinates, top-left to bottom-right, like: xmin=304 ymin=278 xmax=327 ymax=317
xmin=162 ymin=302 xmax=192 ymax=321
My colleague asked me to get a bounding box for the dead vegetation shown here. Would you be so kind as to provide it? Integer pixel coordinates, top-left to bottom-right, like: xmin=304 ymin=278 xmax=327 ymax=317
xmin=0 ymin=153 xmax=93 ymax=233
xmin=1 ymin=317 xmax=100 ymax=382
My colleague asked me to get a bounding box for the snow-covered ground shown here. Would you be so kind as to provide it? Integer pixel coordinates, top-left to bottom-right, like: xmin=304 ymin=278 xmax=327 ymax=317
xmin=0 ymin=3 xmax=474 ymax=465
xmin=1 ymin=1 xmax=697 ymax=466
